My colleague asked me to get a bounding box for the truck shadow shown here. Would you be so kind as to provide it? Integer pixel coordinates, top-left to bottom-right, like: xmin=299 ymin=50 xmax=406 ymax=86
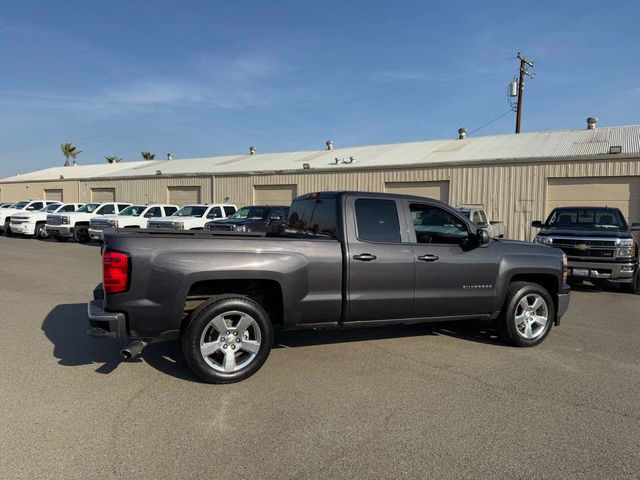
xmin=42 ymin=304 xmax=506 ymax=383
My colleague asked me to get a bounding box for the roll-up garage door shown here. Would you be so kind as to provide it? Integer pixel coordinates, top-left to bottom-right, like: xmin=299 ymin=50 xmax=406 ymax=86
xmin=547 ymin=177 xmax=640 ymax=224
xmin=44 ymin=189 xmax=63 ymax=201
xmin=91 ymin=188 xmax=116 ymax=202
xmin=384 ymin=181 xmax=450 ymax=203
xmin=254 ymin=185 xmax=297 ymax=206
xmin=168 ymin=186 xmax=201 ymax=206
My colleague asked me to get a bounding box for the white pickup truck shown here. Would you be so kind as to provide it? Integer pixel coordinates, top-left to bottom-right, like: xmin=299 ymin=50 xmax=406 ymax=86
xmin=1 ymin=200 xmax=59 ymax=235
xmin=88 ymin=204 xmax=179 ymax=241
xmin=147 ymin=204 xmax=237 ymax=230
xmin=455 ymin=205 xmax=506 ymax=238
xmin=46 ymin=202 xmax=131 ymax=243
xmin=10 ymin=202 xmax=83 ymax=238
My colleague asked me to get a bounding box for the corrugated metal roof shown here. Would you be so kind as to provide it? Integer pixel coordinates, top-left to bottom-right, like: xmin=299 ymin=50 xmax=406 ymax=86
xmin=2 ymin=125 xmax=639 ymax=183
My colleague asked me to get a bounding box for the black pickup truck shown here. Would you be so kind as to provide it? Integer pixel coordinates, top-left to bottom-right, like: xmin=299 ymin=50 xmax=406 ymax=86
xmin=88 ymin=191 xmax=570 ymax=383
xmin=532 ymin=206 xmax=639 ymax=293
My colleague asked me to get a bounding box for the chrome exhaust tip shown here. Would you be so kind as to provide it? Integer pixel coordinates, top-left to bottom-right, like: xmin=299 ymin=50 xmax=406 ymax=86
xmin=120 ymin=340 xmax=146 ymax=359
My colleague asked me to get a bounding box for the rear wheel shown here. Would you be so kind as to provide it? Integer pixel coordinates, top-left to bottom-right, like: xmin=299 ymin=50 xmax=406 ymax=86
xmin=34 ymin=222 xmax=49 ymax=239
xmin=181 ymin=296 xmax=273 ymax=384
xmin=73 ymin=225 xmax=90 ymax=243
xmin=495 ymin=281 xmax=554 ymax=347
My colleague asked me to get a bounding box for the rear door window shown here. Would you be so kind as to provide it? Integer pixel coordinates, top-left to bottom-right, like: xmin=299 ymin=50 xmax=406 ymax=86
xmin=355 ymin=199 xmax=401 ymax=243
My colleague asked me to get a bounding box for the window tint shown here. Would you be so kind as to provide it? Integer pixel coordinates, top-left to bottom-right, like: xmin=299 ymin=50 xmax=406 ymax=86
xmin=223 ymin=206 xmax=236 ymax=216
xmin=410 ymin=204 xmax=468 ymax=245
xmin=207 ymin=207 xmax=223 ymax=218
xmin=28 ymin=202 xmax=44 ymax=210
xmin=287 ymin=197 xmax=337 ymax=238
xmin=61 ymin=205 xmax=76 ymax=212
xmin=478 ymin=210 xmax=488 ymax=226
xmin=144 ymin=207 xmax=162 ymax=218
xmin=546 ymin=208 xmax=626 ymax=229
xmin=355 ymin=199 xmax=401 ymax=243
xmin=99 ymin=204 xmax=115 ymax=215
xmin=472 ymin=211 xmax=482 ymax=224
xmin=164 ymin=206 xmax=178 ymax=216
xmin=117 ymin=204 xmax=130 ymax=212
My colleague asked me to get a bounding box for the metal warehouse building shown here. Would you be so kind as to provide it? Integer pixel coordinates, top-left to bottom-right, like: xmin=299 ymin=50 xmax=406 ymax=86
xmin=2 ymin=121 xmax=640 ymax=240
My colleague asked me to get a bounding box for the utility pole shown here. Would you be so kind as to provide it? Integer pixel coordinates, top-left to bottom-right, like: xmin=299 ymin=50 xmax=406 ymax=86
xmin=515 ymin=52 xmax=534 ymax=134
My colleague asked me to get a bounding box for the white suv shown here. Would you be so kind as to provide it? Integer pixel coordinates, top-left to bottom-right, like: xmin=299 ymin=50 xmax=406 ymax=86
xmin=1 ymin=200 xmax=59 ymax=235
xmin=147 ymin=204 xmax=237 ymax=230
xmin=46 ymin=202 xmax=131 ymax=243
xmin=10 ymin=203 xmax=83 ymax=238
xmin=88 ymin=204 xmax=179 ymax=241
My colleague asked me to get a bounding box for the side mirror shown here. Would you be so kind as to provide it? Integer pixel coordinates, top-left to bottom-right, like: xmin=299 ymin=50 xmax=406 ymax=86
xmin=478 ymin=229 xmax=491 ymax=245
xmin=531 ymin=220 xmax=544 ymax=229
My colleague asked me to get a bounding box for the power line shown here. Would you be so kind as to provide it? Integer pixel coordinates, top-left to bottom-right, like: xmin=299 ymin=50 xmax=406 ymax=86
xmin=469 ymin=109 xmax=513 ymax=135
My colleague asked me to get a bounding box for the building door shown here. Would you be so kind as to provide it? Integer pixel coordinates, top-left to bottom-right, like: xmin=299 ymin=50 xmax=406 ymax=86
xmin=547 ymin=177 xmax=640 ymax=224
xmin=168 ymin=186 xmax=201 ymax=206
xmin=384 ymin=181 xmax=450 ymax=203
xmin=254 ymin=185 xmax=297 ymax=206
xmin=91 ymin=188 xmax=116 ymax=202
xmin=44 ymin=189 xmax=63 ymax=201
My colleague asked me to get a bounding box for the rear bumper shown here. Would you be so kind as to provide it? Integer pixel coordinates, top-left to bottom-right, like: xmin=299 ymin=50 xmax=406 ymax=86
xmin=46 ymin=225 xmax=73 ymax=237
xmin=567 ymin=259 xmax=636 ymax=283
xmin=87 ymin=284 xmax=127 ymax=339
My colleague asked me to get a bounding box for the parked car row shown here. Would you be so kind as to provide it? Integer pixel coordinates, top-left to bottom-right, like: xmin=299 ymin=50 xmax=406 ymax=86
xmin=0 ymin=199 xmax=291 ymax=244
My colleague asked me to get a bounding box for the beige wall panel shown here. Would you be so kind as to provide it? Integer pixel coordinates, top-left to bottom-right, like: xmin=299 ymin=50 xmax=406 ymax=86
xmin=547 ymin=176 xmax=640 ymax=223
xmin=384 ymin=181 xmax=449 ymax=202
xmin=81 ymin=177 xmax=213 ymax=204
xmin=0 ymin=181 xmax=79 ymax=203
xmin=168 ymin=186 xmax=201 ymax=205
xmin=91 ymin=187 xmax=116 ymax=202
xmin=253 ymin=184 xmax=297 ymax=205
xmin=44 ymin=189 xmax=64 ymax=201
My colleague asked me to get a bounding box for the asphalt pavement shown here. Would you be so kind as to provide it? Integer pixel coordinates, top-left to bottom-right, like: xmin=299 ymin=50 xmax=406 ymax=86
xmin=0 ymin=235 xmax=638 ymax=479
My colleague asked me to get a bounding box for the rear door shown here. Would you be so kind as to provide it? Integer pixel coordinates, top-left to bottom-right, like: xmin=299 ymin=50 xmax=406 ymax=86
xmin=403 ymin=200 xmax=499 ymax=318
xmin=345 ymin=195 xmax=414 ymax=322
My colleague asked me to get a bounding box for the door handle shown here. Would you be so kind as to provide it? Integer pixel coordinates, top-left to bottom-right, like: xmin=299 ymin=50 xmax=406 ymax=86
xmin=417 ymin=254 xmax=439 ymax=262
xmin=353 ymin=253 xmax=377 ymax=261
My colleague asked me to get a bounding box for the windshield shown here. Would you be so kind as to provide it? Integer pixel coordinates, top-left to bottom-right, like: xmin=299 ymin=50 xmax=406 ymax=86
xmin=175 ymin=206 xmax=207 ymax=217
xmin=119 ymin=205 xmax=146 ymax=216
xmin=10 ymin=201 xmax=29 ymax=209
xmin=76 ymin=203 xmax=100 ymax=213
xmin=546 ymin=208 xmax=627 ymax=229
xmin=230 ymin=207 xmax=269 ymax=220
xmin=43 ymin=204 xmax=61 ymax=213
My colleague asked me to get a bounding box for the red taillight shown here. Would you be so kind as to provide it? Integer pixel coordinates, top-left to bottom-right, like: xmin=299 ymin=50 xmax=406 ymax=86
xmin=103 ymin=251 xmax=129 ymax=294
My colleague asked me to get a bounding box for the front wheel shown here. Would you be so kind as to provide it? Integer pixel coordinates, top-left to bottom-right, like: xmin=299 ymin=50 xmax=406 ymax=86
xmin=34 ymin=222 xmax=49 ymax=239
xmin=4 ymin=220 xmax=13 ymax=236
xmin=73 ymin=226 xmax=90 ymax=243
xmin=623 ymin=269 xmax=640 ymax=295
xmin=495 ymin=281 xmax=555 ymax=347
xmin=181 ymin=296 xmax=273 ymax=384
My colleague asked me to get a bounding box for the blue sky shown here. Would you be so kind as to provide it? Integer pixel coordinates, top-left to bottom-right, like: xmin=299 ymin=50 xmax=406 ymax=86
xmin=1 ymin=0 xmax=639 ymax=177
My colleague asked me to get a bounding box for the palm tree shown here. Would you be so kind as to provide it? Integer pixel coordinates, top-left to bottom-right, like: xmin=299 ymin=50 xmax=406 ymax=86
xmin=141 ymin=151 xmax=156 ymax=160
xmin=105 ymin=155 xmax=122 ymax=164
xmin=61 ymin=143 xmax=82 ymax=167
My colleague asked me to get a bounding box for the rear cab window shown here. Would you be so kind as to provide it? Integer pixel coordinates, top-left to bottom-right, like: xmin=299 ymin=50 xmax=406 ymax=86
xmin=286 ymin=194 xmax=338 ymax=238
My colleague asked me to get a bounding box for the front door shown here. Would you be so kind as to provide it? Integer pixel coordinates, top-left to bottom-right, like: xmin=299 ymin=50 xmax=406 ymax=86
xmin=345 ymin=196 xmax=414 ymax=322
xmin=403 ymin=201 xmax=499 ymax=318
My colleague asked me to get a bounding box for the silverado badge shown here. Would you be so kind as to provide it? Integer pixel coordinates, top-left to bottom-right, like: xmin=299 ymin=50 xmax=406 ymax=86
xmin=576 ymin=243 xmax=589 ymax=251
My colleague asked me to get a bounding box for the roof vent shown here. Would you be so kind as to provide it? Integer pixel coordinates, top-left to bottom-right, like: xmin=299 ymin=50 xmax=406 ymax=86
xmin=167 ymin=153 xmax=173 ymax=160
xmin=59 ymin=175 xmax=64 ymax=180
xmin=326 ymin=140 xmax=333 ymax=150
xmin=587 ymin=117 xmax=598 ymax=130
xmin=249 ymin=146 xmax=256 ymax=155
xmin=458 ymin=128 xmax=467 ymax=139
xmin=155 ymin=170 xmax=162 ymax=176
xmin=72 ymin=160 xmax=78 ymax=166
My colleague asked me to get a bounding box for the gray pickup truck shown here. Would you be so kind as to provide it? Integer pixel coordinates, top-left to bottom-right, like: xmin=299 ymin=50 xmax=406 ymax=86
xmin=88 ymin=191 xmax=570 ymax=383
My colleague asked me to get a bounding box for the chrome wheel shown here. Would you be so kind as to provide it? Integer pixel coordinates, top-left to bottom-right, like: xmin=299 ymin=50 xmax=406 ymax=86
xmin=514 ymin=294 xmax=548 ymax=340
xmin=199 ymin=311 xmax=262 ymax=373
xmin=37 ymin=224 xmax=49 ymax=239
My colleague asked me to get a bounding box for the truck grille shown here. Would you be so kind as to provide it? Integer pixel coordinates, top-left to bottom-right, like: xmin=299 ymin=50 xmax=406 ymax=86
xmin=47 ymin=215 xmax=63 ymax=226
xmin=11 ymin=216 xmax=30 ymax=222
xmin=207 ymin=223 xmax=234 ymax=231
xmin=148 ymin=220 xmax=177 ymax=229
xmin=552 ymin=238 xmax=617 ymax=258
xmin=90 ymin=218 xmax=111 ymax=231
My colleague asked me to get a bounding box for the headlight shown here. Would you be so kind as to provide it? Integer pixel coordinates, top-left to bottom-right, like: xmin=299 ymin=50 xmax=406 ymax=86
xmin=109 ymin=219 xmax=118 ymax=227
xmin=535 ymin=236 xmax=553 ymax=245
xmin=234 ymin=225 xmax=247 ymax=232
xmin=616 ymin=239 xmax=636 ymax=257
xmin=62 ymin=217 xmax=70 ymax=224
xmin=174 ymin=222 xmax=184 ymax=229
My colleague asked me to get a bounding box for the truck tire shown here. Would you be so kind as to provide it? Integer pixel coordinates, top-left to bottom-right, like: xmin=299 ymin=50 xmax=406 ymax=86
xmin=495 ymin=281 xmax=555 ymax=347
xmin=623 ymin=270 xmax=640 ymax=295
xmin=4 ymin=220 xmax=13 ymax=236
xmin=53 ymin=234 xmax=69 ymax=242
xmin=34 ymin=222 xmax=48 ymax=239
xmin=73 ymin=226 xmax=90 ymax=243
xmin=181 ymin=296 xmax=273 ymax=384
